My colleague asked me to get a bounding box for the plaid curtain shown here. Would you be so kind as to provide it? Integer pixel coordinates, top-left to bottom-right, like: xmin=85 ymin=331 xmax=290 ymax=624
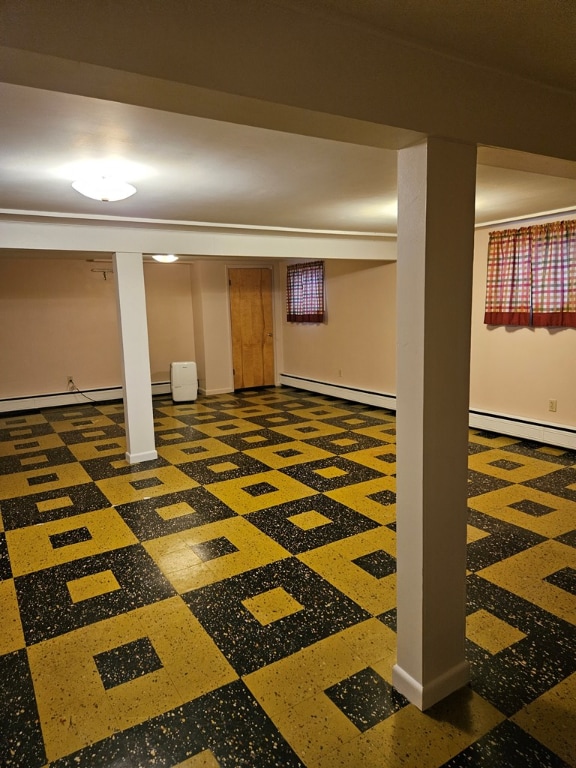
xmin=531 ymin=221 xmax=576 ymax=327
xmin=484 ymin=220 xmax=576 ymax=328
xmin=286 ymin=261 xmax=325 ymax=323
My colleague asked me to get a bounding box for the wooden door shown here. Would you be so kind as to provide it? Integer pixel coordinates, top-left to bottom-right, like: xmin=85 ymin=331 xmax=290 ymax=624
xmin=229 ymin=268 xmax=275 ymax=389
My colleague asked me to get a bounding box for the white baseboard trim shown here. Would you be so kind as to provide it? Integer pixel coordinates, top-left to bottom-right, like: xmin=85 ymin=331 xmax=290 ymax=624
xmin=279 ymin=374 xmax=396 ymax=410
xmin=198 ymin=387 xmax=234 ymax=396
xmin=279 ymin=374 xmax=576 ymax=450
xmin=0 ymin=382 xmax=172 ymax=414
xmin=125 ymin=449 xmax=158 ymax=464
xmin=392 ymin=660 xmax=471 ymax=711
xmin=468 ymin=410 xmax=576 ymax=450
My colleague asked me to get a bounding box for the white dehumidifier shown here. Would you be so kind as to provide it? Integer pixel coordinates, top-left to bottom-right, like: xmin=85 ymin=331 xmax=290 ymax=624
xmin=170 ymin=361 xmax=198 ymax=402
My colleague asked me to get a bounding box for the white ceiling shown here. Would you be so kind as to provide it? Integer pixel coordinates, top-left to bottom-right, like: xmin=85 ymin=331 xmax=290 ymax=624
xmin=1 ymin=0 xmax=576 ymax=241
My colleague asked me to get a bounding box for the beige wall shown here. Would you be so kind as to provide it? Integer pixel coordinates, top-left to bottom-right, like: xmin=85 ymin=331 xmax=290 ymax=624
xmin=0 ymin=258 xmax=195 ymax=397
xmin=470 ymin=226 xmax=576 ymax=426
xmin=281 ymin=259 xmax=397 ymax=394
xmin=281 ymin=229 xmax=576 ymax=428
xmin=144 ymin=262 xmax=195 ymax=382
xmin=2 ymin=238 xmax=574 ymax=428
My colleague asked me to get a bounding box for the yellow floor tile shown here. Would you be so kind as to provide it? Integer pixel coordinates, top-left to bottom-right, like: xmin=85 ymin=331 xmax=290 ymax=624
xmin=343 ymin=445 xmax=397 ymax=475
xmin=289 ymin=510 xmax=332 ymax=530
xmin=207 ymin=470 xmax=315 ymax=514
xmin=288 ymin=406 xmax=351 ymax=421
xmin=512 ymin=672 xmax=576 ymax=767
xmin=269 ymin=421 xmax=346 ymax=441
xmin=467 ymin=524 xmax=491 ymax=543
xmin=469 ymin=484 xmax=576 ymax=539
xmin=221 ymin=405 xmax=281 ymax=418
xmin=0 ymin=433 xmax=65 ymax=457
xmin=28 ymin=597 xmax=237 ymax=762
xmin=69 ymin=438 xmax=127 ymax=461
xmin=0 ymin=463 xmax=92 ymax=500
xmin=326 ymin=476 xmax=396 ymax=525
xmin=144 ymin=516 xmax=290 ymax=592
xmin=466 ymin=609 xmax=526 ymax=654
xmin=478 ymin=540 xmax=576 ymax=625
xmin=0 ymin=579 xmax=25 ymax=654
xmin=0 ymin=414 xmax=48 ymax=429
xmin=299 ymin=527 xmax=396 ymax=615
xmin=245 ymin=621 xmax=387 ymax=719
xmin=96 ymin=465 xmax=199 ymax=506
xmin=310 ymin=689 xmax=504 ymax=768
xmin=174 ymin=751 xmax=221 ymax=768
xmin=354 ymin=424 xmax=397 ymax=443
xmin=67 ymin=569 xmax=122 ymax=602
xmin=50 ymin=415 xmax=117 ymax=433
xmin=468 ymin=449 xmax=560 ymax=483
xmin=190 ymin=419 xmax=262 ymax=437
xmin=157 ymin=438 xmax=236 ymax=465
xmin=7 ymin=507 xmax=138 ymax=576
xmin=244 ymin=440 xmax=333 ymax=469
xmin=242 ymin=587 xmax=304 ymax=625
xmin=468 ymin=430 xmax=521 ymax=448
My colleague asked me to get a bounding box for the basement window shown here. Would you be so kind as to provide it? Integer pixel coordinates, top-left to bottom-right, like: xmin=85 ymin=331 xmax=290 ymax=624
xmin=286 ymin=261 xmax=325 ymax=323
xmin=484 ymin=219 xmax=576 ymax=327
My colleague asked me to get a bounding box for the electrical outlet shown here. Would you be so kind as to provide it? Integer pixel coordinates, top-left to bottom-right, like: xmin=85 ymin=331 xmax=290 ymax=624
xmin=67 ymin=376 xmax=74 ymax=390
xmin=548 ymin=399 xmax=557 ymax=412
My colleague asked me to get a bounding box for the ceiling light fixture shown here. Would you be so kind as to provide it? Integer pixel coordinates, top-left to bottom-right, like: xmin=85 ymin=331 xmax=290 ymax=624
xmin=152 ymin=254 xmax=179 ymax=263
xmin=72 ymin=176 xmax=137 ymax=202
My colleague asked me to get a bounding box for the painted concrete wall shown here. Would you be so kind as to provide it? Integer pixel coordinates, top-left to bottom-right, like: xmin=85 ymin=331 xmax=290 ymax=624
xmin=1 ymin=227 xmax=574 ymax=428
xmin=0 ymin=259 xmax=195 ymax=397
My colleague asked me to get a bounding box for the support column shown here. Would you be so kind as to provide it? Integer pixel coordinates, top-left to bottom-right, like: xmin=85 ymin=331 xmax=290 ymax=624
xmin=113 ymin=252 xmax=158 ymax=464
xmin=392 ymin=138 xmax=477 ymax=710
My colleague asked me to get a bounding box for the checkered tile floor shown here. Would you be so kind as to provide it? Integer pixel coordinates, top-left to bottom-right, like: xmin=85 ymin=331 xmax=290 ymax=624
xmin=1 ymin=387 xmax=575 ymax=767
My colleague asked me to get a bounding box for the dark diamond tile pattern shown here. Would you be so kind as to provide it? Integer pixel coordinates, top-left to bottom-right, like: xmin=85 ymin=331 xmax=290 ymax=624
xmin=0 ymin=386 xmax=574 ymax=767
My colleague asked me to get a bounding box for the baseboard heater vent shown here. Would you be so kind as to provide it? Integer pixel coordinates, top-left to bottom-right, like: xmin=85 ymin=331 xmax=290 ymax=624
xmin=279 ymin=373 xmax=576 ymax=450
xmin=0 ymin=382 xmax=172 ymax=414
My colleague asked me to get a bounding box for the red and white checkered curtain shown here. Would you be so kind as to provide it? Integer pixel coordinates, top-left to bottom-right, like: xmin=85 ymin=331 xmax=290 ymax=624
xmin=286 ymin=261 xmax=325 ymax=323
xmin=484 ymin=220 xmax=576 ymax=327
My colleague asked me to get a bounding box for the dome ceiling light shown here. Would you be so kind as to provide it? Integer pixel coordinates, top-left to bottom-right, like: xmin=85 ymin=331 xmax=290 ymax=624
xmin=72 ymin=176 xmax=137 ymax=202
xmin=152 ymin=254 xmax=179 ymax=263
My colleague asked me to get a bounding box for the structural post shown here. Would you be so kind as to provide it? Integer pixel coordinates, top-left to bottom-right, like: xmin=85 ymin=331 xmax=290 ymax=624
xmin=113 ymin=252 xmax=158 ymax=464
xmin=393 ymin=138 xmax=477 ymax=709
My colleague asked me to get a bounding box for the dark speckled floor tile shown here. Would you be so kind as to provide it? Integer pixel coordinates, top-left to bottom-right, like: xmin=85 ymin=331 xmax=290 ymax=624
xmin=15 ymin=545 xmax=175 ymax=644
xmin=440 ymin=719 xmax=571 ymax=767
xmin=466 ymin=575 xmax=576 ymax=717
xmin=1 ymin=388 xmax=575 ymax=767
xmin=0 ymin=422 xmax=54 ymax=441
xmin=51 ymin=679 xmax=304 ymax=767
xmin=245 ymin=494 xmax=379 ymax=554
xmin=0 ymin=532 xmax=12 ymax=580
xmin=467 ymin=508 xmax=546 ymax=572
xmin=80 ymin=453 xmax=170 ymax=480
xmin=503 ymin=440 xmax=576 ymax=467
xmin=183 ymin=558 xmax=370 ymax=675
xmin=0 ymin=650 xmax=46 ymax=767
xmin=57 ymin=423 xmax=127 ymax=444
xmin=177 ymin=452 xmax=270 ymax=484
xmin=115 ymin=487 xmax=237 ymax=541
xmin=468 ymin=469 xmax=513 ymax=497
xmin=325 ymin=667 xmax=408 ymax=731
xmin=525 ymin=467 xmax=576 ymax=502
xmin=0 ymin=446 xmax=78 ymax=475
xmin=94 ymin=636 xmax=163 ymax=690
xmin=352 ymin=549 xmax=396 ymax=578
xmin=306 ymin=430 xmax=384 ymax=454
xmin=544 ymin=566 xmax=576 ymax=595
xmin=0 ymin=482 xmax=111 ymax=530
xmin=217 ymin=428 xmax=295 ymax=450
xmin=280 ymin=456 xmax=384 ymax=491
